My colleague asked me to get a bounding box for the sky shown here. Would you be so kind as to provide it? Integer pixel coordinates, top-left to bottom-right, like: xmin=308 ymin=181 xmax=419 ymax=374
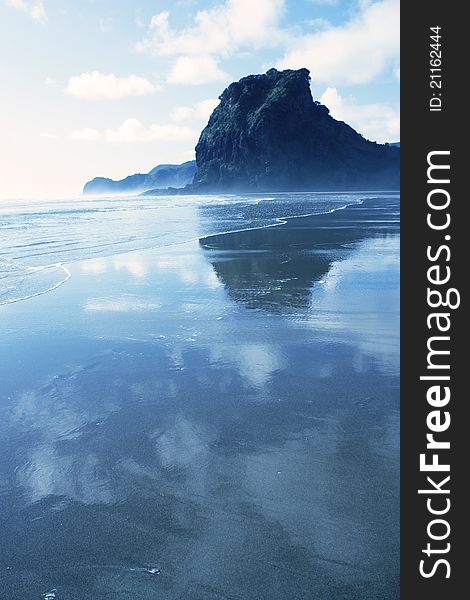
xmin=0 ymin=0 xmax=399 ymax=199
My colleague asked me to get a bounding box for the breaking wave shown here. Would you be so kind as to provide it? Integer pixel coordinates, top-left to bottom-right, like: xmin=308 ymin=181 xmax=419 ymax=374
xmin=0 ymin=257 xmax=71 ymax=306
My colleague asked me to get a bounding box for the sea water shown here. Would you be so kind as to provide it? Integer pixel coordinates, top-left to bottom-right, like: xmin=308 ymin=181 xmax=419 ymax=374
xmin=0 ymin=192 xmax=400 ymax=599
xmin=0 ymin=192 xmax=375 ymax=305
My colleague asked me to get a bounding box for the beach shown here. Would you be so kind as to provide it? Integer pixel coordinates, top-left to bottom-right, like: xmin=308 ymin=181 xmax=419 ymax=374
xmin=0 ymin=194 xmax=399 ymax=599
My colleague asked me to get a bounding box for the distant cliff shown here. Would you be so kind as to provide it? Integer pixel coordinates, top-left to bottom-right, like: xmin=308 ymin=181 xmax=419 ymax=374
xmin=87 ymin=68 xmax=400 ymax=197
xmin=192 ymin=68 xmax=399 ymax=191
xmin=83 ymin=161 xmax=196 ymax=195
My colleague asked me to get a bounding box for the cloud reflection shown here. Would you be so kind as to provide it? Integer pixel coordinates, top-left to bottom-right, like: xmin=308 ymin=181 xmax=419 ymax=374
xmin=85 ymin=297 xmax=161 ymax=312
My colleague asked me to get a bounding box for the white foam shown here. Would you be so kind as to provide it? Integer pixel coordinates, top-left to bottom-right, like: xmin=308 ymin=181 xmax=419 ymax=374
xmin=0 ymin=259 xmax=71 ymax=306
xmin=0 ymin=192 xmax=382 ymax=306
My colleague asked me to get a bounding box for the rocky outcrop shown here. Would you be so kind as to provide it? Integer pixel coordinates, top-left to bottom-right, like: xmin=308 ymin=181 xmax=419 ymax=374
xmin=83 ymin=161 xmax=196 ymax=195
xmin=192 ymin=68 xmax=399 ymax=191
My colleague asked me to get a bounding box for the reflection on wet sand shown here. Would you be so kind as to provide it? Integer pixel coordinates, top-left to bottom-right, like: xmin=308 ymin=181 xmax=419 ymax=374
xmin=0 ymin=197 xmax=399 ymax=599
xmin=200 ymin=197 xmax=399 ymax=311
xmin=1 ymin=341 xmax=398 ymax=599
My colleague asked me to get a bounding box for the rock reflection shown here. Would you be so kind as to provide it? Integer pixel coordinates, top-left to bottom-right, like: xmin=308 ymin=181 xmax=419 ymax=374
xmin=200 ymin=197 xmax=399 ymax=311
xmin=0 ymin=197 xmax=400 ymax=599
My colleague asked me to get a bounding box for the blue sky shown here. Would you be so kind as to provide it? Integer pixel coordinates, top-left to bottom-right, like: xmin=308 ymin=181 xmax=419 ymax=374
xmin=0 ymin=0 xmax=399 ymax=199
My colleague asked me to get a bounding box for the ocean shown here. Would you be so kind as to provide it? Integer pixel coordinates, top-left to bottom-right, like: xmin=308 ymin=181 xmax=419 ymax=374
xmin=1 ymin=192 xmax=372 ymax=306
xmin=0 ymin=192 xmax=400 ymax=599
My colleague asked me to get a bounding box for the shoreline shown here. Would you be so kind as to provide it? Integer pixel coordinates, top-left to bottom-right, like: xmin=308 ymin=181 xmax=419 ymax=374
xmin=0 ymin=194 xmax=397 ymax=308
xmin=0 ymin=194 xmax=400 ymax=598
xmin=139 ymin=186 xmax=400 ymax=197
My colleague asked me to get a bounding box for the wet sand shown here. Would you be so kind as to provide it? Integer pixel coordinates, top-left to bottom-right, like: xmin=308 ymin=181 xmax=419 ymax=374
xmin=0 ymin=197 xmax=399 ymax=599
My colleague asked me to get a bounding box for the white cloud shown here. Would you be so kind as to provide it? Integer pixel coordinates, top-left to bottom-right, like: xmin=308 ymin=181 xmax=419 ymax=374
xmin=171 ymin=106 xmax=194 ymax=122
xmin=136 ymin=0 xmax=285 ymax=84
xmin=137 ymin=1 xmax=285 ymax=57
xmin=3 ymin=0 xmax=46 ymax=22
xmin=168 ymin=56 xmax=228 ymax=85
xmin=71 ymin=119 xmax=196 ymax=143
xmin=278 ymin=0 xmax=399 ymax=85
xmin=136 ymin=0 xmax=398 ymax=88
xmin=105 ymin=118 xmax=196 ymax=142
xmin=65 ymin=71 xmax=160 ymax=100
xmin=320 ymin=87 xmax=399 ymax=142
xmin=171 ymin=98 xmax=220 ymax=122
